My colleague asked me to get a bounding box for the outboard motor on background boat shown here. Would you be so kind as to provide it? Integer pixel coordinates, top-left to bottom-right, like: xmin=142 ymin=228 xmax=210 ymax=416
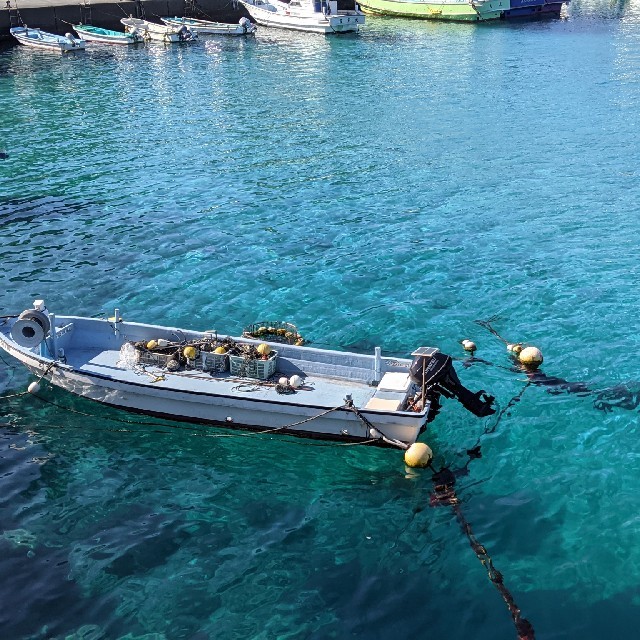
xmin=178 ymin=26 xmax=196 ymax=41
xmin=11 ymin=300 xmax=50 ymax=348
xmin=409 ymin=347 xmax=495 ymax=418
xmin=239 ymin=17 xmax=254 ymax=33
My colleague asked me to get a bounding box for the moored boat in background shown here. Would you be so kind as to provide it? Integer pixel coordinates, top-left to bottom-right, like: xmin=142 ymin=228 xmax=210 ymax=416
xmin=9 ymin=26 xmax=86 ymax=52
xmin=356 ymin=0 xmax=505 ymax=21
xmin=501 ymin=0 xmax=568 ymax=18
xmin=357 ymin=0 xmax=567 ymax=20
xmin=237 ymin=0 xmax=365 ymax=33
xmin=121 ymin=17 xmax=198 ymax=43
xmin=73 ymin=24 xmax=144 ymax=45
xmin=161 ymin=16 xmax=257 ymax=35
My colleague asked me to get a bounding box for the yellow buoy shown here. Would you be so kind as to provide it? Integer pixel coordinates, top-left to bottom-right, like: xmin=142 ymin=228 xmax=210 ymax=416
xmin=462 ymin=339 xmax=476 ymax=352
xmin=214 ymin=346 xmax=227 ymax=354
xmin=183 ymin=346 xmax=197 ymax=360
xmin=404 ymin=442 xmax=433 ymax=468
xmin=256 ymin=343 xmax=271 ymax=356
xmin=519 ymin=346 xmax=543 ymax=368
xmin=146 ymin=340 xmax=158 ymax=350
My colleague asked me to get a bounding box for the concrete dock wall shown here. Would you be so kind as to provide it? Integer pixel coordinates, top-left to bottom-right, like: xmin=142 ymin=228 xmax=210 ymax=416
xmin=1 ymin=0 xmax=247 ymax=38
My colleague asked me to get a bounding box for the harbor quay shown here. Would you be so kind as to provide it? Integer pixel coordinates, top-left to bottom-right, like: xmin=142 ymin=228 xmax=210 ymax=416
xmin=0 ymin=0 xmax=247 ymax=39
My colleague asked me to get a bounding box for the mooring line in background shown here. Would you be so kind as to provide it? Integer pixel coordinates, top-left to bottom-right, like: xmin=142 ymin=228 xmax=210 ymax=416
xmin=429 ymin=466 xmax=535 ymax=640
xmin=422 ymin=382 xmax=535 ymax=639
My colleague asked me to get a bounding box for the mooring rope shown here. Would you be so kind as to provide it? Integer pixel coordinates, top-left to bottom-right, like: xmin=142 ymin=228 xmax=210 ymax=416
xmin=414 ymin=379 xmax=537 ymax=639
xmin=343 ymin=398 xmax=410 ymax=449
xmin=475 ymin=315 xmax=511 ymax=345
xmin=430 ymin=471 xmax=535 ymax=640
xmin=0 ymin=362 xmax=56 ymax=401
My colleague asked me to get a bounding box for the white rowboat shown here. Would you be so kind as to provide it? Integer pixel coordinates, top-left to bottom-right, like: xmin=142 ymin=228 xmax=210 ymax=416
xmin=161 ymin=16 xmax=257 ymax=35
xmin=9 ymin=26 xmax=86 ymax=52
xmin=120 ymin=17 xmax=198 ymax=43
xmin=0 ymin=301 xmax=495 ymax=448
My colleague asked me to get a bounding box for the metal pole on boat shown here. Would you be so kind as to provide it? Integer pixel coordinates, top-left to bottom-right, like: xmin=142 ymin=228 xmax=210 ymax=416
xmin=374 ymin=346 xmax=382 ymax=382
xmin=49 ymin=313 xmax=57 ymax=361
xmin=421 ymin=356 xmax=427 ymax=410
xmin=114 ymin=308 xmax=120 ymax=335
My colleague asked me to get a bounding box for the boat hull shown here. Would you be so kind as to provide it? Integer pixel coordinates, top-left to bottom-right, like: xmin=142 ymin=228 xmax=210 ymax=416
xmin=357 ymin=0 xmax=505 ymax=20
xmin=24 ymin=362 xmax=422 ymax=445
xmin=10 ymin=27 xmax=86 ymax=51
xmin=502 ymin=0 xmax=565 ymax=18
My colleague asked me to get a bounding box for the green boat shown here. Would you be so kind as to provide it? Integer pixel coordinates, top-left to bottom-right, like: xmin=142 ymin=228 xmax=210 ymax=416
xmin=357 ymin=0 xmax=507 ymax=21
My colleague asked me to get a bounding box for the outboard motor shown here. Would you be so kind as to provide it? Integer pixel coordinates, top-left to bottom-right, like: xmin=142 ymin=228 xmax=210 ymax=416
xmin=65 ymin=33 xmax=78 ymax=47
xmin=239 ymin=16 xmax=253 ymax=33
xmin=178 ymin=26 xmax=195 ymax=41
xmin=409 ymin=347 xmax=495 ymax=418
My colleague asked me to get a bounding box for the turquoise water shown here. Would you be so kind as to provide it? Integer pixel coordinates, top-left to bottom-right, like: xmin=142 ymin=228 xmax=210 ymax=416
xmin=1 ymin=3 xmax=640 ymax=638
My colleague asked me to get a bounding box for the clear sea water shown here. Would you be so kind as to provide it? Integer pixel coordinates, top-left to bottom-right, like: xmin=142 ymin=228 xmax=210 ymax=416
xmin=1 ymin=3 xmax=640 ymax=638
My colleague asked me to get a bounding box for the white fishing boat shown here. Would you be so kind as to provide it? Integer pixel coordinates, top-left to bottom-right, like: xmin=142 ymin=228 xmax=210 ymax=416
xmin=0 ymin=301 xmax=495 ymax=448
xmin=236 ymin=0 xmax=365 ymax=33
xmin=161 ymin=16 xmax=257 ymax=35
xmin=120 ymin=17 xmax=198 ymax=43
xmin=73 ymin=24 xmax=144 ymax=45
xmin=9 ymin=26 xmax=86 ymax=52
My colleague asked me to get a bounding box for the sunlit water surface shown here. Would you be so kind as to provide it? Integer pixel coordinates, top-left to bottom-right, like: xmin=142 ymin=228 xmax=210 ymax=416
xmin=1 ymin=3 xmax=640 ymax=638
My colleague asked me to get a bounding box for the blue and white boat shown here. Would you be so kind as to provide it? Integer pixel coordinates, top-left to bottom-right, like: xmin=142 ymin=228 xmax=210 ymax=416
xmin=9 ymin=26 xmax=86 ymax=52
xmin=73 ymin=24 xmax=144 ymax=45
xmin=0 ymin=300 xmax=495 ymax=448
xmin=161 ymin=16 xmax=257 ymax=35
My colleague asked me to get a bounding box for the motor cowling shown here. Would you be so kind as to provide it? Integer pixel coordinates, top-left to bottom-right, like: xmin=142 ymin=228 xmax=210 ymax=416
xmin=410 ymin=350 xmax=495 ymax=418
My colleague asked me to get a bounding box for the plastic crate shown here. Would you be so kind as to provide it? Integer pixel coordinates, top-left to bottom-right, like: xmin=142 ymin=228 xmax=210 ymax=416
xmin=229 ymin=352 xmax=277 ymax=380
xmin=200 ymin=351 xmax=229 ymax=373
xmin=137 ymin=351 xmax=174 ymax=368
